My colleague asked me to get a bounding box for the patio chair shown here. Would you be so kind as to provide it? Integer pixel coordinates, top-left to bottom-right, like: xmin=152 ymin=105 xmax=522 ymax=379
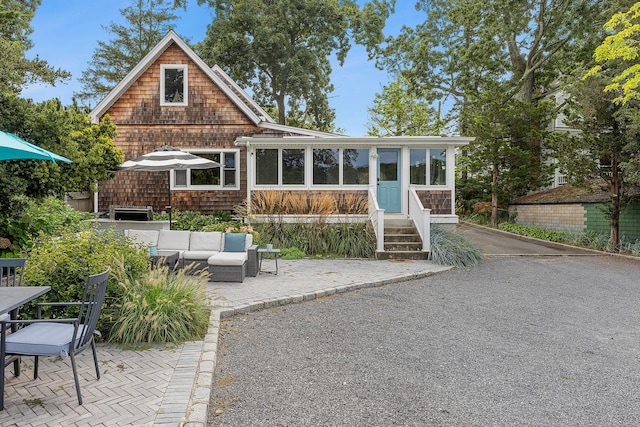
xmin=0 ymin=267 xmax=110 ymax=411
xmin=0 ymin=258 xmax=26 ymax=377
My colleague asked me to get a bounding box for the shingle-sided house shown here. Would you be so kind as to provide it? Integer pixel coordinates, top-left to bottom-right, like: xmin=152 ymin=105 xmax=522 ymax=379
xmin=90 ymin=30 xmax=472 ymax=255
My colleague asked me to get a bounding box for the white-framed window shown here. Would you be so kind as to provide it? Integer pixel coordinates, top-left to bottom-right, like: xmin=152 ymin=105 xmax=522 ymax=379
xmin=410 ymin=148 xmax=447 ymax=186
xmin=255 ymin=148 xmax=306 ymax=186
xmin=173 ymin=150 xmax=238 ymax=189
xmin=254 ymin=147 xmax=370 ymax=187
xmin=313 ymin=148 xmax=369 ymax=186
xmin=160 ymin=64 xmax=188 ymax=106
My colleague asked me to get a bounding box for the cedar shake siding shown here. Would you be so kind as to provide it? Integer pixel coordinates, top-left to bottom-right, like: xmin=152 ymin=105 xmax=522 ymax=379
xmin=96 ymin=43 xmax=275 ymax=214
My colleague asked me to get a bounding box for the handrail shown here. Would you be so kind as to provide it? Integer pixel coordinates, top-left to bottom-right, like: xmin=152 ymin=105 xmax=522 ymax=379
xmin=409 ymin=187 xmax=431 ymax=253
xmin=368 ymin=186 xmax=385 ymax=252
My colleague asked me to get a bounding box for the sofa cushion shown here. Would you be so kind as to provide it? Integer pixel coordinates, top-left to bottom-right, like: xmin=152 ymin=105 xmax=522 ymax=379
xmin=208 ymin=252 xmax=248 ymax=266
xmin=183 ymin=250 xmax=220 ymax=260
xmin=223 ymin=233 xmax=247 ymax=252
xmin=126 ymin=229 xmax=159 ymax=247
xmin=158 ymin=230 xmax=191 ymax=251
xmin=190 ymin=231 xmax=223 ymax=252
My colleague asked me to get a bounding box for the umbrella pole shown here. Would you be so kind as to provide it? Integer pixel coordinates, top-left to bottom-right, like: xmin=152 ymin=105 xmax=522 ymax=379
xmin=167 ymin=170 xmax=172 ymax=230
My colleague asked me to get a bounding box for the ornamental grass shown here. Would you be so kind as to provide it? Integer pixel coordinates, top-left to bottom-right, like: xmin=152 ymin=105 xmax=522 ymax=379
xmin=110 ymin=266 xmax=210 ymax=344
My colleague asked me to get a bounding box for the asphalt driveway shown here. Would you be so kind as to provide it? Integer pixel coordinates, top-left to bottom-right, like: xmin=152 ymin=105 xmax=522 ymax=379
xmin=210 ymin=231 xmax=640 ymax=426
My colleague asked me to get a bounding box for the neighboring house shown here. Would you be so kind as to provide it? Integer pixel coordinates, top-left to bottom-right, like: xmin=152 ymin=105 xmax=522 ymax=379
xmin=89 ymin=30 xmax=472 ymax=254
xmin=509 ymin=182 xmax=640 ymax=241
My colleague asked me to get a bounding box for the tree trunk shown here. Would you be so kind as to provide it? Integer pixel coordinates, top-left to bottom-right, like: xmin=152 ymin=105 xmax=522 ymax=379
xmin=491 ymin=162 xmax=499 ymax=227
xmin=609 ymin=153 xmax=621 ymax=253
xmin=275 ymin=92 xmax=286 ymax=125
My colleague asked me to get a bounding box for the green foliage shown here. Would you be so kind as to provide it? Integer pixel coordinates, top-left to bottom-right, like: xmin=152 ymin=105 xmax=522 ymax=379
xmin=0 ymin=95 xmax=123 ymax=209
xmin=75 ymin=0 xmax=178 ymax=106
xmin=22 ymin=228 xmax=150 ymax=335
xmin=1 ymin=195 xmax=91 ymax=252
xmin=156 ymin=210 xmax=233 ymax=231
xmin=109 ymin=266 xmax=210 ymax=344
xmin=195 ymin=0 xmax=394 ymax=130
xmin=498 ymin=222 xmax=568 ymax=243
xmin=280 ymin=247 xmax=306 ymax=260
xmin=367 ymin=74 xmax=446 ymax=136
xmin=0 ymin=0 xmax=70 ymax=94
xmin=252 ymin=221 xmax=375 ymax=258
xmin=430 ymin=225 xmax=483 ymax=267
xmin=585 ymin=2 xmax=640 ymax=105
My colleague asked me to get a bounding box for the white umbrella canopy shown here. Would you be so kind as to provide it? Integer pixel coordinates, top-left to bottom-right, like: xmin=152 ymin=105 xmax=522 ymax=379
xmin=119 ymin=146 xmax=220 ymax=228
xmin=120 ymin=147 xmax=219 ymax=171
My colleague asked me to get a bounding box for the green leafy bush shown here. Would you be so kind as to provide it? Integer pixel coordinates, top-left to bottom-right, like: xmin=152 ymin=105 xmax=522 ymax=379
xmin=498 ymin=222 xmax=568 ymax=242
xmin=153 ymin=210 xmax=232 ymax=230
xmin=22 ymin=227 xmax=150 ymax=336
xmin=280 ymin=247 xmax=306 ymax=259
xmin=430 ymin=225 xmax=483 ymax=267
xmin=109 ymin=266 xmax=210 ymax=344
xmin=2 ymin=195 xmax=91 ymax=252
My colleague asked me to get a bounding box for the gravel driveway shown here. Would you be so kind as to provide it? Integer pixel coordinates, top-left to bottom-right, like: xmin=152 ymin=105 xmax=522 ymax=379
xmin=210 ymin=255 xmax=640 ymax=426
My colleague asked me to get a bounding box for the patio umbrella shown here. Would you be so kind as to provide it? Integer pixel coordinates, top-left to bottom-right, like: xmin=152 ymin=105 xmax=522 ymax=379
xmin=119 ymin=146 xmax=220 ymax=228
xmin=0 ymin=130 xmax=71 ymax=163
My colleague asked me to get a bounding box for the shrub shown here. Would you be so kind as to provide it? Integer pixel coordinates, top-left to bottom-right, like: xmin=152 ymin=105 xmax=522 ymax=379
xmin=22 ymin=227 xmax=150 ymax=336
xmin=280 ymin=247 xmax=306 ymax=259
xmin=498 ymin=222 xmax=568 ymax=242
xmin=109 ymin=266 xmax=210 ymax=344
xmin=430 ymin=225 xmax=483 ymax=267
xmin=152 ymin=210 xmax=232 ymax=230
xmin=251 ymin=221 xmax=375 ymax=258
xmin=2 ymin=195 xmax=91 ymax=252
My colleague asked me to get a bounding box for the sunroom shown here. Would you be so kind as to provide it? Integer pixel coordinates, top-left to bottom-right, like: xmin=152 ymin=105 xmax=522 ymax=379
xmin=235 ymin=135 xmax=473 ymax=254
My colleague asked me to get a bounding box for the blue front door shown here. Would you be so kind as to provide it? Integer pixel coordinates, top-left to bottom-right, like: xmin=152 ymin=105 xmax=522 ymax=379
xmin=377 ymin=148 xmax=401 ymax=213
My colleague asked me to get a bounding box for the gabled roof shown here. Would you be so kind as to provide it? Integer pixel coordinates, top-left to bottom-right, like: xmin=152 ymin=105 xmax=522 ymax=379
xmin=89 ymin=30 xmax=340 ymax=138
xmin=90 ymin=30 xmax=266 ymax=124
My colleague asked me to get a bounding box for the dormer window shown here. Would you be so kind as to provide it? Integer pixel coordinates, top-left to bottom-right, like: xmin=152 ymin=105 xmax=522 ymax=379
xmin=160 ymin=64 xmax=188 ymax=106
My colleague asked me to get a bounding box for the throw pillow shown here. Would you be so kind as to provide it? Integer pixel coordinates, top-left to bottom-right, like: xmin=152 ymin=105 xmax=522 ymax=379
xmin=224 ymin=233 xmax=246 ymax=252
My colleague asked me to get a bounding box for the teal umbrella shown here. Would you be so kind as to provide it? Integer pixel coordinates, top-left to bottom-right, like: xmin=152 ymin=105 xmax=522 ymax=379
xmin=0 ymin=131 xmax=71 ymax=163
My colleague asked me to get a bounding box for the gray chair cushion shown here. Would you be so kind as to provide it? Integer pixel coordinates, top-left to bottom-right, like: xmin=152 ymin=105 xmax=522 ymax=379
xmin=4 ymin=323 xmax=88 ymax=358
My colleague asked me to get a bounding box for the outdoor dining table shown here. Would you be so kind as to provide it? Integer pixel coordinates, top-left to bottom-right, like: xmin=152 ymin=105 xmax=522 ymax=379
xmin=0 ymin=286 xmax=51 ymax=318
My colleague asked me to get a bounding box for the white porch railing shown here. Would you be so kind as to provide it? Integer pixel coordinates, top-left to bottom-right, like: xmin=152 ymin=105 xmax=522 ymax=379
xmin=368 ymin=186 xmax=385 ymax=252
xmin=409 ymin=187 xmax=431 ymax=253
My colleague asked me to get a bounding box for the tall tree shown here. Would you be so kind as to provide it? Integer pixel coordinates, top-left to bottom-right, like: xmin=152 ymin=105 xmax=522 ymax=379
xmin=367 ymin=75 xmax=445 ymax=136
xmin=193 ymin=0 xmax=394 ymax=131
xmin=75 ymin=0 xmax=178 ymax=106
xmin=0 ymin=0 xmax=70 ymax=95
xmin=556 ymin=71 xmax=638 ymax=251
xmin=585 ymin=2 xmax=640 ymax=105
xmin=376 ymin=0 xmax=613 ymax=223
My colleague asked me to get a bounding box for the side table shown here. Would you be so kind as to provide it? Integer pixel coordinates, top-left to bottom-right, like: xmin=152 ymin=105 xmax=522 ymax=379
xmin=257 ymin=248 xmax=280 ymax=275
xmin=151 ymin=250 xmax=180 ymax=270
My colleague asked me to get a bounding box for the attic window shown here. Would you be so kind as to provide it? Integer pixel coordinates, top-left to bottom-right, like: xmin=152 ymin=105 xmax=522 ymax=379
xmin=160 ymin=64 xmax=188 ymax=106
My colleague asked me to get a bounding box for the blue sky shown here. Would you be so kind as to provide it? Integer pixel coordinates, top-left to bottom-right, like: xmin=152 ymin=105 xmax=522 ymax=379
xmin=23 ymin=1 xmax=424 ymax=136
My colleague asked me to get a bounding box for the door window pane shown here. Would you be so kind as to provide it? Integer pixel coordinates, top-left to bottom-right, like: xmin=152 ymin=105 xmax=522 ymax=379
xmin=430 ymin=149 xmax=446 ymax=185
xmin=379 ymin=150 xmax=398 ymax=181
xmin=256 ymin=149 xmax=278 ymax=185
xmin=343 ymin=148 xmax=369 ymax=185
xmin=313 ymin=148 xmax=339 ymax=185
xmin=410 ymin=149 xmax=426 ymax=185
xmin=282 ymin=149 xmax=305 ymax=185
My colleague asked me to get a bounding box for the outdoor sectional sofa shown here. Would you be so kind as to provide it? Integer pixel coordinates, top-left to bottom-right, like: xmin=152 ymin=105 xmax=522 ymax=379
xmin=125 ymin=229 xmax=258 ymax=282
